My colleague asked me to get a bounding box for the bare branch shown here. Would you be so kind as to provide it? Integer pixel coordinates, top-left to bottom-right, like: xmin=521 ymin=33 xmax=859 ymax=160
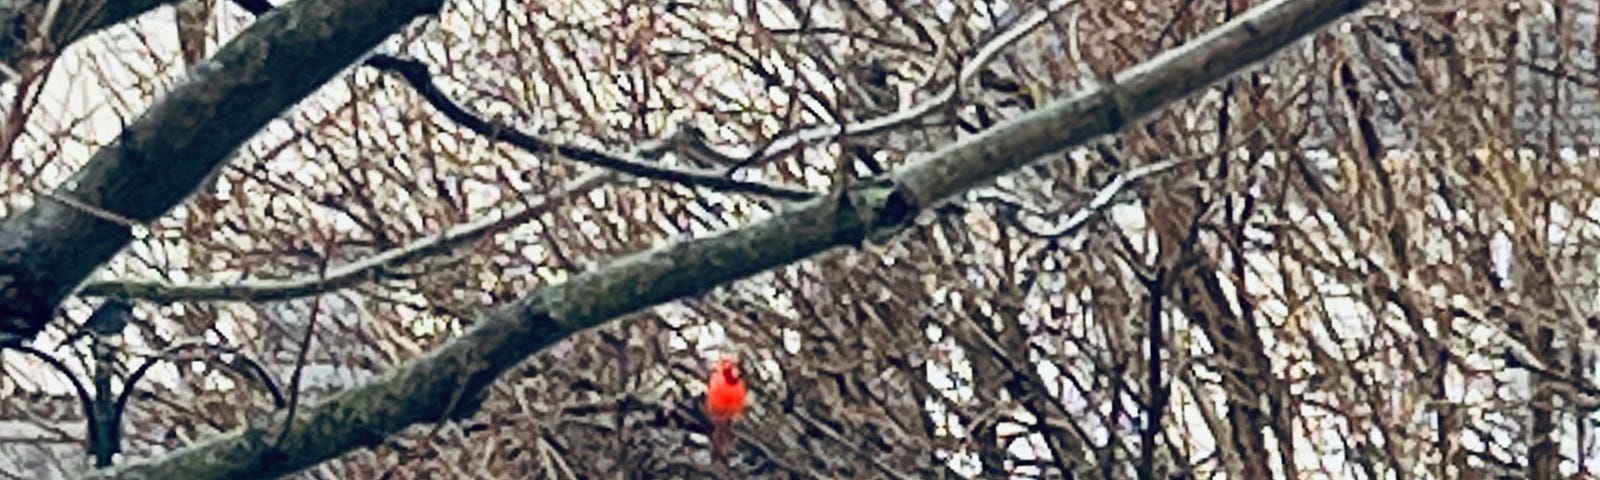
xmin=984 ymin=158 xmax=1186 ymax=239
xmin=364 ymin=54 xmax=816 ymax=201
xmin=745 ymin=0 xmax=1076 ymax=164
xmin=77 ymin=171 xmax=612 ymax=302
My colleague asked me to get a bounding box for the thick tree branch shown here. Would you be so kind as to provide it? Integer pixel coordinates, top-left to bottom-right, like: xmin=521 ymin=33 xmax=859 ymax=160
xmin=81 ymin=0 xmax=1371 ymax=478
xmin=0 ymin=0 xmax=444 ymax=342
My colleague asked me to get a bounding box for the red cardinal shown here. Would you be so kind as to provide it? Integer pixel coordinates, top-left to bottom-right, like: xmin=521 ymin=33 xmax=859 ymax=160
xmin=706 ymin=356 xmax=747 ymax=461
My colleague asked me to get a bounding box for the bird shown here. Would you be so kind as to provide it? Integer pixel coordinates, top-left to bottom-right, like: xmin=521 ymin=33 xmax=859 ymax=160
xmin=705 ymin=355 xmax=747 ymax=462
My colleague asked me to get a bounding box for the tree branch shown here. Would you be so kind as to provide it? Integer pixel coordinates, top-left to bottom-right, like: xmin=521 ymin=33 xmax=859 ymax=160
xmin=77 ymin=171 xmax=612 ymax=302
xmin=742 ymin=0 xmax=1073 ymax=166
xmin=0 ymin=0 xmax=445 ymax=341
xmin=81 ymin=0 xmax=1372 ymax=478
xmin=363 ymin=54 xmax=815 ymax=201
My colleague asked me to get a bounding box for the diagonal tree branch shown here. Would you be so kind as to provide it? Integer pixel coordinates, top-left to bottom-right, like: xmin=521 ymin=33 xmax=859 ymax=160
xmin=76 ymin=171 xmax=615 ymax=302
xmin=364 ymin=55 xmax=817 ymax=201
xmin=0 ymin=0 xmax=445 ymax=342
xmin=79 ymin=0 xmax=1372 ymax=478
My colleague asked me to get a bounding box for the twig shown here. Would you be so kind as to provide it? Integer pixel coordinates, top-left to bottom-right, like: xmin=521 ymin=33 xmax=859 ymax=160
xmin=1138 ymin=268 xmax=1170 ymax=480
xmin=743 ymin=0 xmax=1076 ymax=164
xmin=116 ymin=342 xmax=287 ymax=422
xmin=37 ymin=188 xmax=144 ymax=230
xmin=792 ymin=411 xmax=914 ymax=480
xmin=274 ymin=229 xmax=334 ymax=447
xmin=983 ymin=158 xmax=1186 ymax=239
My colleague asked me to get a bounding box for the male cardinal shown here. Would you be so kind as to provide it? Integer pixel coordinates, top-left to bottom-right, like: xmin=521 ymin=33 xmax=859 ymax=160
xmin=706 ymin=356 xmax=747 ymax=461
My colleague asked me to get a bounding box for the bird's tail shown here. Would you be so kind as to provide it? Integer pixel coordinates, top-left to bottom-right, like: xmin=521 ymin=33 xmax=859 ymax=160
xmin=710 ymin=419 xmax=731 ymax=462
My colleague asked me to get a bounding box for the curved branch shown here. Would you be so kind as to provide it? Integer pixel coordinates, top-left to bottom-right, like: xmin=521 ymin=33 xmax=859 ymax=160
xmin=115 ymin=341 xmax=288 ymax=440
xmin=1 ymin=344 xmax=96 ymax=457
xmin=70 ymin=0 xmax=935 ymax=308
xmin=363 ymin=54 xmax=815 ymax=201
xmin=223 ymin=350 xmax=287 ymax=409
xmin=987 ymin=158 xmax=1185 ymax=240
xmin=85 ymin=0 xmax=1371 ymax=478
xmin=79 ymin=171 xmax=612 ymax=302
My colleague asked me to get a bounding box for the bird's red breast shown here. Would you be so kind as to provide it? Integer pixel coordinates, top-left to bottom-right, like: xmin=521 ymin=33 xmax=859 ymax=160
xmin=706 ymin=358 xmax=746 ymax=422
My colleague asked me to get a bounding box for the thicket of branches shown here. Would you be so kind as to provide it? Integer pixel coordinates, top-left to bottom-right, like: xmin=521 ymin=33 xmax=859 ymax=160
xmin=0 ymin=0 xmax=1595 ymax=478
